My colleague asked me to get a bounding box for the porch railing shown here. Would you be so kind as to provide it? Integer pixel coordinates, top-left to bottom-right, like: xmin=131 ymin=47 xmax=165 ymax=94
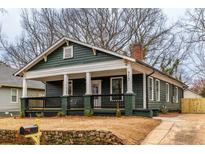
xmin=91 ymin=94 xmax=125 ymax=109
xmin=67 ymin=96 xmax=84 ymax=109
xmin=25 ymin=97 xmax=62 ymax=110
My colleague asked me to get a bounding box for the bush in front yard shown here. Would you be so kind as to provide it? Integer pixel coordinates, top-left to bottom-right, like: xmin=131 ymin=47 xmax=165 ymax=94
xmin=19 ymin=112 xmax=25 ymax=118
xmin=116 ymin=102 xmax=121 ymax=117
xmin=160 ymin=105 xmax=168 ymax=114
xmin=57 ymin=111 xmax=65 ymax=117
xmin=35 ymin=112 xmax=44 ymax=118
xmin=84 ymin=109 xmax=93 ymax=117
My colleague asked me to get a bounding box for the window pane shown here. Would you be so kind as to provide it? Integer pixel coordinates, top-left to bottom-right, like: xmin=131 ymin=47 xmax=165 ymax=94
xmin=11 ymin=89 xmax=17 ymax=102
xmin=148 ymin=78 xmax=153 ymax=100
xmin=68 ymin=81 xmax=72 ymax=95
xmin=112 ymin=78 xmax=122 ymax=100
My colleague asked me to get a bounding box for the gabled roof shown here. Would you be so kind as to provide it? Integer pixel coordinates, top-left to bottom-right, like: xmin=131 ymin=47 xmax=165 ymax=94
xmin=15 ymin=37 xmax=135 ymax=76
xmin=0 ymin=63 xmax=44 ymax=90
xmin=14 ymin=36 xmax=186 ymax=86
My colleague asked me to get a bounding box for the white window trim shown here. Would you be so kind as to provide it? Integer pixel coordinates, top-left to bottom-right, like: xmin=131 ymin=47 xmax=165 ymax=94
xmin=63 ymin=46 xmax=73 ymax=59
xmin=175 ymin=87 xmax=179 ymax=103
xmin=148 ymin=77 xmax=154 ymax=101
xmin=166 ymin=83 xmax=170 ymax=102
xmin=68 ymin=80 xmax=73 ymax=96
xmin=11 ymin=88 xmax=18 ymax=103
xmin=110 ymin=77 xmax=123 ymax=101
xmin=155 ymin=79 xmax=160 ymax=101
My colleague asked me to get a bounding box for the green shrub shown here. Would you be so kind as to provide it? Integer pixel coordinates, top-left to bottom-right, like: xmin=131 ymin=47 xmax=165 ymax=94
xmin=57 ymin=111 xmax=65 ymax=117
xmin=160 ymin=105 xmax=168 ymax=114
xmin=19 ymin=112 xmax=25 ymax=118
xmin=116 ymin=102 xmax=121 ymax=117
xmin=35 ymin=112 xmax=44 ymax=118
xmin=84 ymin=109 xmax=93 ymax=116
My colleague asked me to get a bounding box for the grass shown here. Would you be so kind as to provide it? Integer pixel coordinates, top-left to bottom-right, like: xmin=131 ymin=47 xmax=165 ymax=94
xmin=0 ymin=116 xmax=161 ymax=144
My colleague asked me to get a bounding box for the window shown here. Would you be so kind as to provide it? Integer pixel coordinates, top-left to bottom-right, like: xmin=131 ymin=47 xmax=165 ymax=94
xmin=165 ymin=83 xmax=170 ymax=102
xmin=68 ymin=80 xmax=73 ymax=96
xmin=148 ymin=77 xmax=154 ymax=101
xmin=63 ymin=46 xmax=73 ymax=59
xmin=173 ymin=86 xmax=179 ymax=103
xmin=11 ymin=88 xmax=18 ymax=103
xmin=155 ymin=79 xmax=160 ymax=101
xmin=110 ymin=77 xmax=123 ymax=101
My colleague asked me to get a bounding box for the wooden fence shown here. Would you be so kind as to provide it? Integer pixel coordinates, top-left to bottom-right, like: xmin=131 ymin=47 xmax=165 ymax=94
xmin=181 ymin=98 xmax=205 ymax=113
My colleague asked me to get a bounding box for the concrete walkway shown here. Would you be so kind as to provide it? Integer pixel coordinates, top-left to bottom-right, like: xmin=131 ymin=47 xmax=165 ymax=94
xmin=141 ymin=114 xmax=205 ymax=145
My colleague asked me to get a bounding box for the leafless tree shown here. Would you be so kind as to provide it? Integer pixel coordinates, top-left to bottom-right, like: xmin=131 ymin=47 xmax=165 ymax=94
xmin=0 ymin=8 xmax=188 ymax=79
xmin=180 ymin=9 xmax=205 ymax=79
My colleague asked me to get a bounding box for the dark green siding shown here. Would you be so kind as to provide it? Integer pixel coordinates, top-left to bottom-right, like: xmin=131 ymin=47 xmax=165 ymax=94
xmin=29 ymin=42 xmax=120 ymax=71
xmin=45 ymin=74 xmax=144 ymax=109
xmin=147 ymin=77 xmax=182 ymax=111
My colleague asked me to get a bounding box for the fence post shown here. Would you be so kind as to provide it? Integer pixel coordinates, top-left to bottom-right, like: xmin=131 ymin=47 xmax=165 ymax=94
xmin=61 ymin=96 xmax=68 ymax=115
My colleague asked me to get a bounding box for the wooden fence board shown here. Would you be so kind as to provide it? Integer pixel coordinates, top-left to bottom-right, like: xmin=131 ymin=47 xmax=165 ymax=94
xmin=181 ymin=98 xmax=205 ymax=113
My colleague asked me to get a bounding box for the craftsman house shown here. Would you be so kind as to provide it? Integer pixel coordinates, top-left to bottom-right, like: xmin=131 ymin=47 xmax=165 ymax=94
xmin=15 ymin=37 xmax=185 ymax=117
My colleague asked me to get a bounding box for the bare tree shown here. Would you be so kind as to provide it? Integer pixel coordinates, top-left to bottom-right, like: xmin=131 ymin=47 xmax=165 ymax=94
xmin=180 ymin=9 xmax=205 ymax=79
xmin=0 ymin=8 xmax=187 ymax=78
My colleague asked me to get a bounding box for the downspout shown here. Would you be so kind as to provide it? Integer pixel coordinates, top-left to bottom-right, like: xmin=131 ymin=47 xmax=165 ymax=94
xmin=145 ymin=69 xmax=155 ymax=110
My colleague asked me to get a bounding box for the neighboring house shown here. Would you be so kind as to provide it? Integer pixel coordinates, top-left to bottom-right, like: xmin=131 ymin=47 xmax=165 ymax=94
xmin=0 ymin=63 xmax=45 ymax=116
xmin=14 ymin=37 xmax=186 ymax=117
xmin=184 ymin=89 xmax=202 ymax=98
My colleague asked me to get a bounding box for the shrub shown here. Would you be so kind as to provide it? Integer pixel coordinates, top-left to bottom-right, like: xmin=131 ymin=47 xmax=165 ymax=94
xmin=57 ymin=111 xmax=65 ymax=117
xmin=160 ymin=105 xmax=168 ymax=114
xmin=116 ymin=102 xmax=121 ymax=117
xmin=35 ymin=112 xmax=44 ymax=118
xmin=19 ymin=112 xmax=25 ymax=118
xmin=84 ymin=109 xmax=93 ymax=116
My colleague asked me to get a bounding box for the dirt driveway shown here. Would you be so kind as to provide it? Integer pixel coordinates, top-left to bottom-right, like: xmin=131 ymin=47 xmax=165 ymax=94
xmin=142 ymin=114 xmax=205 ymax=145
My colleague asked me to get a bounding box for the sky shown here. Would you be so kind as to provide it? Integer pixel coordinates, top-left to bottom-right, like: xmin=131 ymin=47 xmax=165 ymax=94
xmin=0 ymin=8 xmax=187 ymax=42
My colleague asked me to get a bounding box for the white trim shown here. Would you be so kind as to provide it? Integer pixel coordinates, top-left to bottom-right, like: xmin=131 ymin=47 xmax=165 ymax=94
xmin=22 ymin=77 xmax=27 ymax=98
xmin=15 ymin=37 xmax=135 ymax=76
xmin=63 ymin=74 xmax=69 ymax=96
xmin=155 ymin=79 xmax=160 ymax=102
xmin=11 ymin=88 xmax=18 ymax=104
xmin=63 ymin=46 xmax=73 ymax=59
xmin=126 ymin=62 xmax=133 ymax=94
xmin=143 ymin=73 xmax=147 ymax=109
xmin=85 ymin=72 xmax=92 ymax=95
xmin=166 ymin=83 xmax=170 ymax=102
xmin=25 ymin=60 xmax=127 ymax=79
xmin=148 ymin=77 xmax=154 ymax=101
xmin=175 ymin=87 xmax=179 ymax=103
xmin=110 ymin=76 xmax=123 ymax=101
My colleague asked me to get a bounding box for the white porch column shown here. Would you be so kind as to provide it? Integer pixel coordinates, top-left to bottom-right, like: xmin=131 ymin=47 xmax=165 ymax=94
xmin=126 ymin=62 xmax=133 ymax=94
xmin=22 ymin=77 xmax=27 ymax=98
xmin=63 ymin=74 xmax=69 ymax=96
xmin=85 ymin=72 xmax=92 ymax=95
xmin=143 ymin=73 xmax=147 ymax=109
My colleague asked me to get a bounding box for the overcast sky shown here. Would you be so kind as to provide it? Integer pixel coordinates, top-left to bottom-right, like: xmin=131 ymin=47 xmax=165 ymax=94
xmin=0 ymin=8 xmax=187 ymax=42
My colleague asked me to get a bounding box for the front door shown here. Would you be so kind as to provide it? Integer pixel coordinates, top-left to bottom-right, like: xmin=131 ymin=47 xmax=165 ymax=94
xmin=91 ymin=80 xmax=102 ymax=108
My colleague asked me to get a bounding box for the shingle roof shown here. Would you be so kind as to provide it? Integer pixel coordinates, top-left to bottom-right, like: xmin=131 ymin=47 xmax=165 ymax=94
xmin=0 ymin=63 xmax=44 ymax=90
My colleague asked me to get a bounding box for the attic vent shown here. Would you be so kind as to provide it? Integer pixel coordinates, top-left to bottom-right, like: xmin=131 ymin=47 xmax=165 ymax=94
xmin=63 ymin=46 xmax=73 ymax=59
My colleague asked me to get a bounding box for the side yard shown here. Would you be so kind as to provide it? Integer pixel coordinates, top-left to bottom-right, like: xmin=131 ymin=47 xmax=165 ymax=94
xmin=0 ymin=116 xmax=160 ymax=144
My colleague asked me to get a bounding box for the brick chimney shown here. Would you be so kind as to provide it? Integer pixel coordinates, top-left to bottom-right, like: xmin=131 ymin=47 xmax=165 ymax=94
xmin=130 ymin=43 xmax=143 ymax=61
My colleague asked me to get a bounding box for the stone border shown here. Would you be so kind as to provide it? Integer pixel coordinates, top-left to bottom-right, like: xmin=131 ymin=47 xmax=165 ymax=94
xmin=0 ymin=129 xmax=124 ymax=145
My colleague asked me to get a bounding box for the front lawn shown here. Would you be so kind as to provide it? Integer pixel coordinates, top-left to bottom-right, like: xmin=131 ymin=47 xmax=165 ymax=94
xmin=0 ymin=116 xmax=160 ymax=144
